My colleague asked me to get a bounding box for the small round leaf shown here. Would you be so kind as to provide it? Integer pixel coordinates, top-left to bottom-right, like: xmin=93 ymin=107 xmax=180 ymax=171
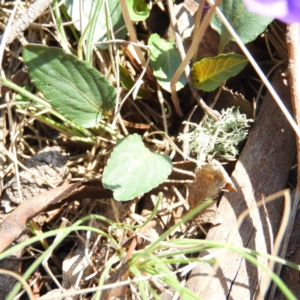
xmin=127 ymin=0 xmax=150 ymax=22
xmin=103 ymin=134 xmax=172 ymax=201
xmin=149 ymin=33 xmax=186 ymax=92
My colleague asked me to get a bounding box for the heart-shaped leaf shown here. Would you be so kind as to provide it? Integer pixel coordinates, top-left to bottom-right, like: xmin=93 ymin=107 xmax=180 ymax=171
xmin=103 ymin=134 xmax=172 ymax=201
xmin=127 ymin=0 xmax=150 ymax=22
xmin=191 ymin=53 xmax=248 ymax=92
xmin=210 ymin=0 xmax=273 ymax=52
xmin=64 ymin=0 xmax=127 ymax=49
xmin=23 ymin=44 xmax=117 ymax=128
xmin=148 ymin=33 xmax=186 ymax=92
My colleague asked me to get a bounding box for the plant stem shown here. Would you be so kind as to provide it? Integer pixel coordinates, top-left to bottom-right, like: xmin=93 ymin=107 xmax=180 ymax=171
xmin=52 ymin=0 xmax=70 ymax=53
xmin=207 ymin=0 xmax=300 ymax=138
xmin=86 ymin=0 xmax=104 ymax=65
xmin=0 ymin=76 xmax=122 ymax=139
xmin=167 ymin=0 xmax=222 ymax=120
xmin=118 ymin=0 xmax=154 ymax=80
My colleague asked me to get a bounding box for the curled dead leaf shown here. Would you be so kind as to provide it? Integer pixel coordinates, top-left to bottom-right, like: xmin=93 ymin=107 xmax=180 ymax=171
xmin=188 ymin=160 xmax=236 ymax=226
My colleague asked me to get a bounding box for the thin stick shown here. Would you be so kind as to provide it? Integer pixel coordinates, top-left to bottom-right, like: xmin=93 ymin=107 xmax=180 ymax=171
xmin=0 ymin=0 xmax=21 ymax=72
xmin=118 ymin=0 xmax=153 ymax=80
xmin=192 ymin=0 xmax=206 ymax=63
xmin=165 ymin=0 xmax=184 ymax=117
xmin=3 ymin=0 xmax=53 ymax=46
xmin=0 ymin=1 xmax=23 ymax=203
xmin=167 ymin=0 xmax=222 ymax=120
xmin=207 ymin=0 xmax=300 ymax=138
xmin=157 ymin=84 xmax=169 ymax=136
xmin=0 ymin=269 xmax=34 ymax=300
xmin=0 ymin=1 xmax=22 ymax=195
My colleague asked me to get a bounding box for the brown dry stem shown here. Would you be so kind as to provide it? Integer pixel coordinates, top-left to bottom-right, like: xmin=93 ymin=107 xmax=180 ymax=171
xmin=167 ymin=0 xmax=221 ymax=120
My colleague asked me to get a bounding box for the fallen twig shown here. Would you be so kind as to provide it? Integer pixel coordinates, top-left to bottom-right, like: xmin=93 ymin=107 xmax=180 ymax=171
xmin=0 ymin=180 xmax=112 ymax=253
xmin=2 ymin=0 xmax=53 ymax=46
xmin=166 ymin=0 xmax=221 ymax=120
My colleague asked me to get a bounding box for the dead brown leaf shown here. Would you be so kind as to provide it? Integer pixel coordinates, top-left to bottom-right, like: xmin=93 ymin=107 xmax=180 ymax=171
xmin=188 ymin=159 xmax=236 ymax=226
xmin=0 ymin=180 xmax=112 ymax=253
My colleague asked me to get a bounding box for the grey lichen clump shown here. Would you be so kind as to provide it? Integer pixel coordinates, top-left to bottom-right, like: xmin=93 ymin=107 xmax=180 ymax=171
xmin=179 ymin=107 xmax=253 ymax=166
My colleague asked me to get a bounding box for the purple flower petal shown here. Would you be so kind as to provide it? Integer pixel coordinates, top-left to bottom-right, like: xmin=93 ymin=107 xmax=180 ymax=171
xmin=243 ymin=0 xmax=300 ymax=24
xmin=203 ymin=3 xmax=210 ymax=13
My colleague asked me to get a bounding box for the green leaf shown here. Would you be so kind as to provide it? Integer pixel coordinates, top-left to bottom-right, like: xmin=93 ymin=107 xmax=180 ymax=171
xmin=23 ymin=44 xmax=116 ymax=128
xmin=119 ymin=65 xmax=149 ymax=99
xmin=191 ymin=53 xmax=248 ymax=92
xmin=127 ymin=0 xmax=150 ymax=22
xmin=64 ymin=0 xmax=127 ymax=49
xmin=148 ymin=33 xmax=186 ymax=93
xmin=103 ymin=134 xmax=172 ymax=201
xmin=210 ymin=0 xmax=273 ymax=52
